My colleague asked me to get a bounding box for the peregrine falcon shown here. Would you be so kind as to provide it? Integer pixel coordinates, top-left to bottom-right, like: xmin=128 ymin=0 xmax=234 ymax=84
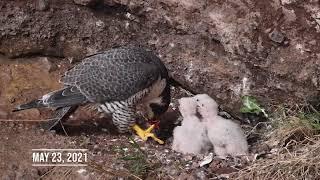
xmin=13 ymin=46 xmax=171 ymax=144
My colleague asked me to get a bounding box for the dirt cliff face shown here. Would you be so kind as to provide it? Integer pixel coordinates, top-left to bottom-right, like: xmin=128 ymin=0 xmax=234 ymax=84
xmin=1 ymin=0 xmax=320 ymax=117
xmin=1 ymin=0 xmax=320 ymax=178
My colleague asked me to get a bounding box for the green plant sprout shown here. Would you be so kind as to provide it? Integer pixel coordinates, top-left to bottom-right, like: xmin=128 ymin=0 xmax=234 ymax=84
xmin=118 ymin=137 xmax=149 ymax=177
xmin=240 ymin=95 xmax=268 ymax=117
xmin=299 ymin=113 xmax=320 ymax=131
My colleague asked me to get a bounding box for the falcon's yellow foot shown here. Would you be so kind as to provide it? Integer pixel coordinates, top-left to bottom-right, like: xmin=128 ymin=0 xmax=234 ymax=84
xmin=132 ymin=124 xmax=164 ymax=144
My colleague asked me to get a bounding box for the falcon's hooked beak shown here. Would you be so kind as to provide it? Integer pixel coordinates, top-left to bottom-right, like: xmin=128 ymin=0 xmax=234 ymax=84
xmin=139 ymin=113 xmax=161 ymax=131
xmin=144 ymin=102 xmax=167 ymax=130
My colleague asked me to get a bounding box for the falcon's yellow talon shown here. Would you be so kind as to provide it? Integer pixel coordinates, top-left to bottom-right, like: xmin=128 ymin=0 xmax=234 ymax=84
xmin=132 ymin=124 xmax=164 ymax=144
xmin=148 ymin=134 xmax=164 ymax=144
xmin=145 ymin=124 xmax=155 ymax=133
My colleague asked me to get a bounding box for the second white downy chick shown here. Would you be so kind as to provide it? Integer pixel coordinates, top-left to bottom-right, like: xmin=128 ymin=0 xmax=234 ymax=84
xmin=194 ymin=94 xmax=248 ymax=158
xmin=172 ymin=97 xmax=211 ymax=154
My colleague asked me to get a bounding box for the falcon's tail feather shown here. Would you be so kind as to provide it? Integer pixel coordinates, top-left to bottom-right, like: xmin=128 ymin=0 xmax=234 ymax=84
xmin=12 ymin=87 xmax=88 ymax=112
xmin=12 ymin=99 xmax=46 ymax=112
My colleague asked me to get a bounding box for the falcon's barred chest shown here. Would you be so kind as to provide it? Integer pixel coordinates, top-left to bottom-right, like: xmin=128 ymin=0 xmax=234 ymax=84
xmin=98 ymin=77 xmax=167 ymax=132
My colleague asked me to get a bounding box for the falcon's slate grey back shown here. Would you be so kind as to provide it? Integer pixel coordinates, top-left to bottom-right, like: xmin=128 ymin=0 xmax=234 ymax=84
xmin=14 ymin=46 xmax=171 ymax=134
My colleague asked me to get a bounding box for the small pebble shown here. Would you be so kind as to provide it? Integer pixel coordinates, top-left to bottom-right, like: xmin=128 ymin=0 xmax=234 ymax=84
xmin=268 ymin=29 xmax=285 ymax=43
xmin=37 ymin=0 xmax=49 ymax=11
xmin=185 ymin=155 xmax=193 ymax=161
xmin=39 ymin=57 xmax=57 ymax=72
xmin=308 ymin=40 xmax=317 ymax=45
xmin=195 ymin=170 xmax=207 ymax=180
xmin=9 ymin=122 xmax=15 ymax=128
xmin=50 ymin=130 xmax=56 ymax=135
xmin=73 ymin=0 xmax=94 ymax=6
xmin=168 ymin=168 xmax=179 ymax=176
xmin=95 ymin=20 xmax=105 ymax=28
xmin=39 ymin=128 xmax=45 ymax=133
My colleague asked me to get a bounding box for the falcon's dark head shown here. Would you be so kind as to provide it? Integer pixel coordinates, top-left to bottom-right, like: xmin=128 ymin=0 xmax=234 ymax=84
xmin=149 ymin=101 xmax=169 ymax=117
xmin=146 ymin=84 xmax=171 ymax=120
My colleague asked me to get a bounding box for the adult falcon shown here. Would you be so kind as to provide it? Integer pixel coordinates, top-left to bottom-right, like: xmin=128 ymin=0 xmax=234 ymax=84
xmin=13 ymin=46 xmax=171 ymax=144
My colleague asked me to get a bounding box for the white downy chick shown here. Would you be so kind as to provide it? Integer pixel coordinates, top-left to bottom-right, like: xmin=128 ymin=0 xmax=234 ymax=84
xmin=178 ymin=96 xmax=197 ymax=118
xmin=172 ymin=97 xmax=211 ymax=154
xmin=194 ymin=94 xmax=248 ymax=158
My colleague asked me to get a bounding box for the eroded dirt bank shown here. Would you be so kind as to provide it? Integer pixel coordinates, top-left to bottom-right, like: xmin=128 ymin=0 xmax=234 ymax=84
xmin=1 ymin=0 xmax=320 ymax=116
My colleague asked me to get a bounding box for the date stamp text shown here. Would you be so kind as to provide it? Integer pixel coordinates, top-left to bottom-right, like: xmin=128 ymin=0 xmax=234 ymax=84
xmin=31 ymin=149 xmax=88 ymax=167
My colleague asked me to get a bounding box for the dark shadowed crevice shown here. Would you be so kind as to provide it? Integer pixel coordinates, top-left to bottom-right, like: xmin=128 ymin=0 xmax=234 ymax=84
xmin=8 ymin=51 xmax=65 ymax=59
xmin=89 ymin=1 xmax=128 ymax=16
